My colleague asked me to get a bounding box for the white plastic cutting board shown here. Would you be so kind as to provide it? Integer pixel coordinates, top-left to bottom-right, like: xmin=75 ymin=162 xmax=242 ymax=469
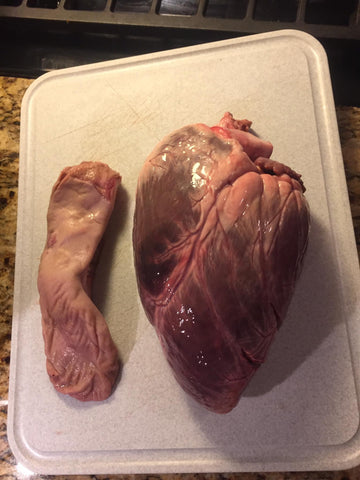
xmin=8 ymin=30 xmax=360 ymax=474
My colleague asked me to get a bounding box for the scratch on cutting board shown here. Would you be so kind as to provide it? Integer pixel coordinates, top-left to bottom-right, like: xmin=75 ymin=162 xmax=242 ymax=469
xmin=39 ymin=109 xmax=121 ymax=145
xmin=104 ymin=80 xmax=162 ymax=142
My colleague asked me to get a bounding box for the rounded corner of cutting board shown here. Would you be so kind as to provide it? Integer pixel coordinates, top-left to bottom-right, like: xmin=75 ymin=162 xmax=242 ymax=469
xmin=20 ymin=70 xmax=58 ymax=111
xmin=271 ymin=29 xmax=327 ymax=52
xmin=7 ymin=417 xmax=42 ymax=475
xmin=262 ymin=29 xmax=330 ymax=70
xmin=340 ymin=424 xmax=360 ymax=470
xmin=6 ymin=380 xmax=59 ymax=475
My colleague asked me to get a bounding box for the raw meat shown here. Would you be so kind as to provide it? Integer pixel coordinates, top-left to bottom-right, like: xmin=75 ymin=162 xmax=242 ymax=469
xmin=133 ymin=112 xmax=310 ymax=414
xmin=38 ymin=161 xmax=121 ymax=402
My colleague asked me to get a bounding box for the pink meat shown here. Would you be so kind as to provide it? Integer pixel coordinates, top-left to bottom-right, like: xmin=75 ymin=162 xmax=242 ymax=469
xmin=38 ymin=161 xmax=121 ymax=402
xmin=133 ymin=112 xmax=310 ymax=413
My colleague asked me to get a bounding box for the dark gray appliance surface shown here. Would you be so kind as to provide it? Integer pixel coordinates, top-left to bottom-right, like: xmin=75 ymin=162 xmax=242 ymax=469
xmin=0 ymin=0 xmax=359 ymax=106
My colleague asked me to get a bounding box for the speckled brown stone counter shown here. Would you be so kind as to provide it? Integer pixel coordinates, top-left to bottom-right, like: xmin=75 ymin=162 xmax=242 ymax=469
xmin=1 ymin=75 xmax=360 ymax=480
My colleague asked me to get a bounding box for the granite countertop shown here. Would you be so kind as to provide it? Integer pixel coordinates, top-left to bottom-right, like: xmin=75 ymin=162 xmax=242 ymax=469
xmin=1 ymin=75 xmax=360 ymax=480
